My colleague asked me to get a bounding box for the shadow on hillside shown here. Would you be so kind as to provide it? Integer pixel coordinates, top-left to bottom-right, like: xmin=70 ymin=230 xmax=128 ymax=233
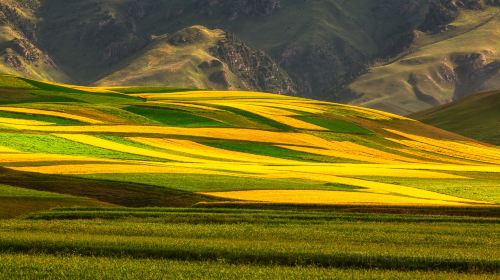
xmin=0 ymin=167 xmax=218 ymax=207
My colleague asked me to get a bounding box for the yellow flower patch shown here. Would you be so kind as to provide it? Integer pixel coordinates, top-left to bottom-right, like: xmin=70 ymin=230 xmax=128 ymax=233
xmin=129 ymin=137 xmax=297 ymax=164
xmin=9 ymin=164 xmax=229 ymax=175
xmin=54 ymin=134 xmax=210 ymax=163
xmin=200 ymin=190 xmax=476 ymax=206
xmin=0 ymin=117 xmax=53 ymax=126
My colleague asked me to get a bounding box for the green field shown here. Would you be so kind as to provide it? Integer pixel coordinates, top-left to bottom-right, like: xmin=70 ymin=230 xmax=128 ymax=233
xmin=0 ymin=208 xmax=498 ymax=279
xmin=0 ymin=74 xmax=498 ymax=278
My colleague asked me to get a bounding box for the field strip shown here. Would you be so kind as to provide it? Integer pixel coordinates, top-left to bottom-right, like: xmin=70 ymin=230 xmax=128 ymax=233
xmin=258 ymin=172 xmax=483 ymax=203
xmin=251 ymin=103 xmax=325 ymax=114
xmin=1 ymin=125 xmax=329 ymax=147
xmin=0 ymin=117 xmax=53 ymax=126
xmin=0 ymin=147 xmax=19 ymax=153
xmin=323 ymin=163 xmax=500 ymax=172
xmin=129 ymin=137 xmax=299 ymax=164
xmin=278 ymin=143 xmax=419 ymax=164
xmin=213 ymin=102 xmax=328 ymax=130
xmin=340 ymin=104 xmax=412 ymax=120
xmin=200 ymin=190 xmax=474 ymax=206
xmin=389 ymin=147 xmax=476 ymax=165
xmin=0 ymin=153 xmax=122 ymax=164
xmin=132 ymin=91 xmax=295 ymax=100
xmin=386 ymin=129 xmax=500 ymax=162
xmin=264 ymin=165 xmax=467 ymax=179
xmin=54 ymin=134 xmax=212 ymax=163
xmin=8 ymin=164 xmax=233 ymax=175
xmin=148 ymin=101 xmax=221 ymax=111
xmin=0 ymin=107 xmax=103 ymax=124
xmin=388 ymin=138 xmax=500 ymax=164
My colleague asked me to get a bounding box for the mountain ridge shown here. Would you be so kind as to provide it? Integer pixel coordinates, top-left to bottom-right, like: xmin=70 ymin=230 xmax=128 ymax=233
xmin=0 ymin=0 xmax=498 ymax=114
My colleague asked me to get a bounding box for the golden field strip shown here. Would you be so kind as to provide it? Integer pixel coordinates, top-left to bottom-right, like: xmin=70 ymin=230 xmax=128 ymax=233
xmin=0 ymin=79 xmax=499 ymax=207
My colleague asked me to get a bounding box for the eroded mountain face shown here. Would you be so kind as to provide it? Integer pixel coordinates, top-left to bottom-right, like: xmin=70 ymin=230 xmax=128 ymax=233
xmin=0 ymin=0 xmax=498 ymax=113
xmin=346 ymin=0 xmax=500 ymax=114
xmin=0 ymin=0 xmax=65 ymax=81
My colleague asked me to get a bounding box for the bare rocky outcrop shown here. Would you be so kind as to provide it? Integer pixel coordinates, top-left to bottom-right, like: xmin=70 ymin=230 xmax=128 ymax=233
xmin=419 ymin=0 xmax=485 ymax=33
xmin=451 ymin=52 xmax=500 ymax=100
xmin=209 ymin=32 xmax=296 ymax=94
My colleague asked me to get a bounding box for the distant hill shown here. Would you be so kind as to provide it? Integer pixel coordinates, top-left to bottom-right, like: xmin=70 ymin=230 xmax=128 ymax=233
xmin=0 ymin=0 xmax=499 ymax=113
xmin=412 ymin=90 xmax=500 ymax=145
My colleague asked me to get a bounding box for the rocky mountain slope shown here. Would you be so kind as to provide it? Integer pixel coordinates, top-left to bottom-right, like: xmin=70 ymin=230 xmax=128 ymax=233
xmin=0 ymin=0 xmax=498 ymax=113
xmin=347 ymin=0 xmax=500 ymax=114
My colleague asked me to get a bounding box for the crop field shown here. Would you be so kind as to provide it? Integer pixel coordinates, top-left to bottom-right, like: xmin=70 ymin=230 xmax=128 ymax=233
xmin=0 ymin=74 xmax=498 ymax=278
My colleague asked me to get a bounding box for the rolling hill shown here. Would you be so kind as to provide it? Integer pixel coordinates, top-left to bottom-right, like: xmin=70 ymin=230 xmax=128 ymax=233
xmin=0 ymin=73 xmax=499 ymax=218
xmin=412 ymin=90 xmax=500 ymax=145
xmin=0 ymin=0 xmax=498 ymax=114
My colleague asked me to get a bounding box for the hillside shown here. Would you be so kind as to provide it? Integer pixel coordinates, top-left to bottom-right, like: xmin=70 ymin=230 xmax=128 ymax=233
xmin=412 ymin=90 xmax=500 ymax=145
xmin=0 ymin=0 xmax=498 ymax=113
xmin=0 ymin=74 xmax=499 ymax=217
xmin=348 ymin=3 xmax=500 ymax=114
xmin=96 ymin=26 xmax=296 ymax=94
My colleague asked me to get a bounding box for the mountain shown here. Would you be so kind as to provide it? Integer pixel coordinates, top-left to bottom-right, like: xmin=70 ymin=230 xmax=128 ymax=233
xmin=96 ymin=26 xmax=296 ymax=94
xmin=412 ymin=90 xmax=500 ymax=145
xmin=347 ymin=1 xmax=500 ymax=114
xmin=0 ymin=73 xmax=499 ymax=213
xmin=0 ymin=0 xmax=499 ymax=113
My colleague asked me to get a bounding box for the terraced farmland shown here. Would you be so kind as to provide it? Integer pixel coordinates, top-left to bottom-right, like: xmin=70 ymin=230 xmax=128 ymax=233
xmin=0 ymin=73 xmax=499 ymax=213
xmin=0 ymin=73 xmax=499 ymax=278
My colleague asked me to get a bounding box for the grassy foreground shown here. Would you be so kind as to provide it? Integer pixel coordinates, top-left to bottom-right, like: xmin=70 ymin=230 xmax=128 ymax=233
xmin=0 ymin=208 xmax=498 ymax=279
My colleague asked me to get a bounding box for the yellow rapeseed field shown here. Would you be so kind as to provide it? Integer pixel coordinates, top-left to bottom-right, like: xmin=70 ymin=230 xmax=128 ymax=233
xmin=129 ymin=137 xmax=297 ymax=164
xmin=200 ymin=190 xmax=476 ymax=206
xmin=54 ymin=134 xmax=211 ymax=163
xmin=0 ymin=117 xmax=53 ymax=126
xmin=0 ymin=147 xmax=19 ymax=153
xmin=10 ymin=163 xmax=230 ymax=175
xmin=3 ymin=124 xmax=330 ymax=147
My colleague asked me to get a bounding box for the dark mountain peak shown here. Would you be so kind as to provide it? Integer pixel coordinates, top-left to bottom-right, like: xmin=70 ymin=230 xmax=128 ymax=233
xmin=196 ymin=0 xmax=280 ymax=19
xmin=419 ymin=0 xmax=485 ymax=33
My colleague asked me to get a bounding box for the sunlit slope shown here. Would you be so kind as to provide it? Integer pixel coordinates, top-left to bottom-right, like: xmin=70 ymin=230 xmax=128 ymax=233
xmin=0 ymin=74 xmax=499 ymax=208
xmin=348 ymin=7 xmax=500 ymax=114
xmin=412 ymin=90 xmax=500 ymax=145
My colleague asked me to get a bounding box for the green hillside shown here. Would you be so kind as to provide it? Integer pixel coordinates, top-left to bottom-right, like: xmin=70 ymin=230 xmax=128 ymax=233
xmin=412 ymin=90 xmax=500 ymax=145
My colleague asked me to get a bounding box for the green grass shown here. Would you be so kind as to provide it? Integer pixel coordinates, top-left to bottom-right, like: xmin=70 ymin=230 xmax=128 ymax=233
xmin=0 ymin=133 xmax=155 ymax=161
xmin=0 ymin=209 xmax=497 ymax=274
xmin=412 ymin=91 xmax=500 ymax=145
xmin=0 ymin=184 xmax=107 ymax=219
xmin=299 ymin=116 xmax=373 ymax=134
xmin=3 ymin=254 xmax=495 ymax=280
xmin=125 ymin=105 xmax=227 ymax=127
xmin=0 ymin=75 xmax=37 ymax=89
xmin=0 ymin=111 xmax=82 ymax=125
xmin=218 ymin=106 xmax=293 ymax=131
xmin=355 ymin=171 xmax=500 ymax=204
xmin=203 ymin=140 xmax=353 ymax=163
xmin=79 ymin=173 xmax=340 ymax=192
